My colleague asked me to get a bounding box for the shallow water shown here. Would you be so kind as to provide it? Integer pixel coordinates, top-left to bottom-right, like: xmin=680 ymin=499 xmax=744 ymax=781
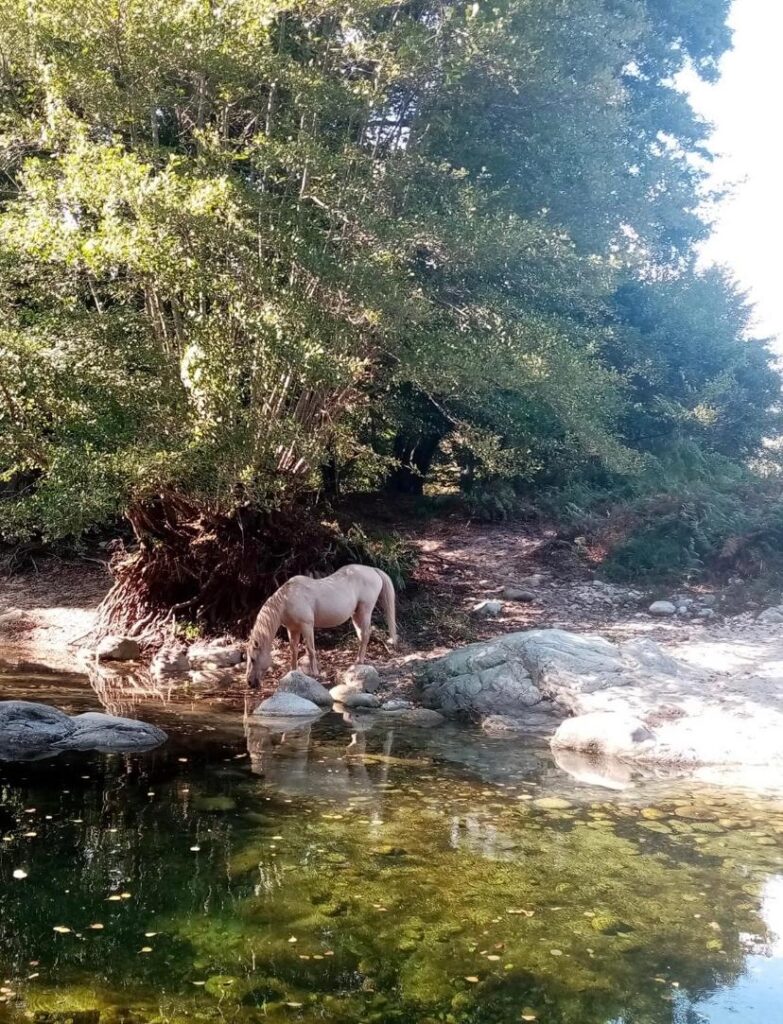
xmin=1 ymin=674 xmax=783 ymax=1023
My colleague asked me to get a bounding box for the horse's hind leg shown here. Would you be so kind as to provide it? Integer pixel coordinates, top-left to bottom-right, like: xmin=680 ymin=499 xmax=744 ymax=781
xmin=301 ymin=622 xmax=319 ymax=676
xmin=288 ymin=627 xmax=301 ymax=671
xmin=352 ymin=604 xmax=372 ymax=664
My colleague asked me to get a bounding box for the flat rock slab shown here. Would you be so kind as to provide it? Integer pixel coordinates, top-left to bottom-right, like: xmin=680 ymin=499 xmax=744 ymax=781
xmin=0 ymin=701 xmax=167 ymax=760
xmin=416 ymin=627 xmax=783 ymax=772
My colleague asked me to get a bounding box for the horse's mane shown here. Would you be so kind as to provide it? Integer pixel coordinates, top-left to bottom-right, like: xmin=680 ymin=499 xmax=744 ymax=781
xmin=247 ymin=586 xmax=287 ymax=654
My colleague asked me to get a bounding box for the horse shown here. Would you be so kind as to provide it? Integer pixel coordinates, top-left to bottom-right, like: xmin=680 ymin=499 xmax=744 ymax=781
xmin=245 ymin=564 xmax=397 ymax=688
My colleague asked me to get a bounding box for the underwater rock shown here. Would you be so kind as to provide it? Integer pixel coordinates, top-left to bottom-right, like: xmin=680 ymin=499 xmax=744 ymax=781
xmin=480 ymin=715 xmax=528 ymax=734
xmin=278 ymin=670 xmax=334 ymax=706
xmin=195 ymin=796 xmax=238 ymax=813
xmin=95 ymin=635 xmax=141 ymax=661
xmin=253 ymin=692 xmax=322 ymax=717
xmin=378 ymin=707 xmax=445 ymax=727
xmin=0 ymin=700 xmax=166 ymax=759
xmin=551 ymin=747 xmax=635 ymax=790
xmin=339 ymin=691 xmax=381 ymax=709
xmin=381 ymin=699 xmax=415 ymax=711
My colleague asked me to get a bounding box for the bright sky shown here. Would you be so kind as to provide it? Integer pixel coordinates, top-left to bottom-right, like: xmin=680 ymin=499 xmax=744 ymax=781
xmin=681 ymin=0 xmax=783 ymax=348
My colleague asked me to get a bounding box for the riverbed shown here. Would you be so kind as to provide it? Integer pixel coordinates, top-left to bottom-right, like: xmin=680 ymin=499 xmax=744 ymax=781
xmin=1 ymin=669 xmax=783 ymax=1023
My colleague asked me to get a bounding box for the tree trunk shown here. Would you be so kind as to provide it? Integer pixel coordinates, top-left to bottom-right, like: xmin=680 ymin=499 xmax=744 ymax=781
xmin=387 ymin=430 xmax=443 ymax=494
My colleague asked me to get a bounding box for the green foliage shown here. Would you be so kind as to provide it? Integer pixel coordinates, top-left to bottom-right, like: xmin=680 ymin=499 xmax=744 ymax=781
xmin=0 ymin=0 xmax=776 ymax=550
xmin=336 ymin=525 xmax=417 ymax=592
xmin=544 ymin=443 xmax=783 ymax=584
xmin=463 ymin=480 xmax=523 ymax=523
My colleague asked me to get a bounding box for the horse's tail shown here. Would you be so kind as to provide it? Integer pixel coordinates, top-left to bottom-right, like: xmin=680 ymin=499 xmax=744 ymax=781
xmin=374 ymin=568 xmax=398 ymax=647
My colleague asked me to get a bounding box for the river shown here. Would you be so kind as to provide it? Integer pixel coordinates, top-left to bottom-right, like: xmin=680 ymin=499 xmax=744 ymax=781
xmin=1 ymin=667 xmax=782 ymax=1023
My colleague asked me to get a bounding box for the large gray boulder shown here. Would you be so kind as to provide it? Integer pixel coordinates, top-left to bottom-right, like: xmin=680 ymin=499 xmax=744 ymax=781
xmin=278 ymin=670 xmax=333 ymax=707
xmin=0 ymin=701 xmax=167 ymax=760
xmin=0 ymin=701 xmax=75 ymax=756
xmin=56 ymin=712 xmax=167 ymax=752
xmin=415 ymin=629 xmax=689 ymax=719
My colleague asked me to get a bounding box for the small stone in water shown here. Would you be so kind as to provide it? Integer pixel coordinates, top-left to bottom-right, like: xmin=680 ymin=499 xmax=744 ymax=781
xmin=53 ymin=926 xmax=71 ymax=934
xmin=12 ymin=869 xmax=27 ymax=880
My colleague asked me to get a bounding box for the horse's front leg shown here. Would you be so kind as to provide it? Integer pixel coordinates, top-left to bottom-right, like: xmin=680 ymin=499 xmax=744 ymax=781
xmin=302 ymin=622 xmax=319 ymax=676
xmin=288 ymin=628 xmax=301 ymax=671
xmin=352 ymin=604 xmax=372 ymax=664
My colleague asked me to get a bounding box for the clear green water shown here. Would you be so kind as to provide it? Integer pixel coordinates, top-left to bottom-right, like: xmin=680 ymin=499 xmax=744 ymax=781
xmin=1 ymin=685 xmax=783 ymax=1024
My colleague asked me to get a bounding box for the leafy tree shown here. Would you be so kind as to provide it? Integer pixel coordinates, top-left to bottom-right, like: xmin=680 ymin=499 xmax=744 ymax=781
xmin=0 ymin=0 xmax=778 ymax=620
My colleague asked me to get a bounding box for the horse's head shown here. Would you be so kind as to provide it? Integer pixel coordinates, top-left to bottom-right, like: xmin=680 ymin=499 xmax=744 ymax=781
xmin=245 ymin=644 xmax=273 ymax=689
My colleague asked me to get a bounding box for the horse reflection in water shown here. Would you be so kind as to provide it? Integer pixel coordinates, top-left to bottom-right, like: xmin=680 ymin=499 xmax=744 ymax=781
xmin=244 ymin=708 xmax=396 ymax=817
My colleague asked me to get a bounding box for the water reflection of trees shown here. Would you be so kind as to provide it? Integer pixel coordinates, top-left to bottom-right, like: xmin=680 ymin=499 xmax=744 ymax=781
xmin=1 ymin=713 xmax=782 ymax=1024
xmin=88 ymin=663 xmax=178 ymax=717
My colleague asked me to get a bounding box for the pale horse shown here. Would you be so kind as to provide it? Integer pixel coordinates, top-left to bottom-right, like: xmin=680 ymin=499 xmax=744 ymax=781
xmin=245 ymin=564 xmax=397 ymax=688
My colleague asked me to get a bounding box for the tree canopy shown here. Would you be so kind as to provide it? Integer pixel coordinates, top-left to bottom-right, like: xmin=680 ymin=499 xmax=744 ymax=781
xmin=0 ymin=0 xmax=777 ymax=544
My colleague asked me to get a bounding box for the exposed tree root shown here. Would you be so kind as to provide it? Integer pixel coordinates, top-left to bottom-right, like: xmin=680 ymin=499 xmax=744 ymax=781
xmin=95 ymin=493 xmax=353 ymax=649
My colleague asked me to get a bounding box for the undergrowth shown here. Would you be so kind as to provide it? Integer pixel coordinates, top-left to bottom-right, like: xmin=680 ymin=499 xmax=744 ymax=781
xmin=542 ymin=444 xmax=783 ymax=586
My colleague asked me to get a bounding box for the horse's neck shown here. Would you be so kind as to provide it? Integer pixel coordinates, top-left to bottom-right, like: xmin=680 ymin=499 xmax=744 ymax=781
xmin=251 ymin=591 xmax=285 ymax=651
